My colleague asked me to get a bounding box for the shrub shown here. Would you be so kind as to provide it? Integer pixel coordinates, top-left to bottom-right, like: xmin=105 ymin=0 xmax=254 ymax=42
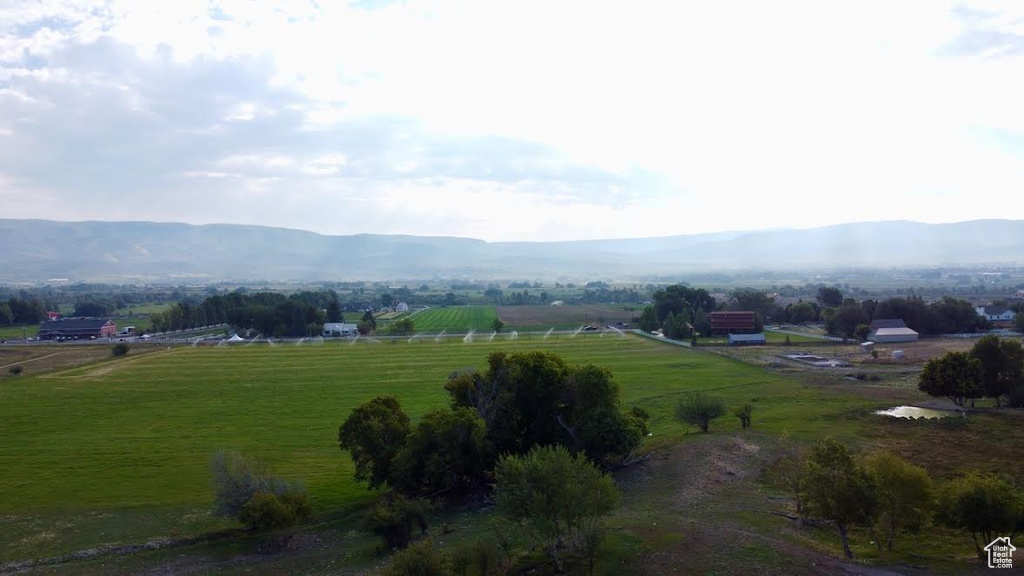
xmin=448 ymin=539 xmax=508 ymax=576
xmin=111 ymin=343 xmax=130 ymax=357
xmin=390 ymin=407 xmax=490 ymax=497
xmin=8 ymin=365 xmax=23 ymax=376
xmin=364 ymin=493 xmax=430 ymax=550
xmin=382 ymin=539 xmax=450 ymax=576
xmin=675 ymin=392 xmax=726 ymax=432
xmin=239 ymin=492 xmax=297 ymax=531
xmin=210 ymin=451 xmax=295 ymax=518
xmin=733 ymin=403 xmax=753 ymax=429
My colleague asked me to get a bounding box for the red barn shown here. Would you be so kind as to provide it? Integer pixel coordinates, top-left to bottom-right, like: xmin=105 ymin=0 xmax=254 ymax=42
xmin=38 ymin=318 xmax=117 ymax=340
xmin=710 ymin=311 xmax=756 ymax=334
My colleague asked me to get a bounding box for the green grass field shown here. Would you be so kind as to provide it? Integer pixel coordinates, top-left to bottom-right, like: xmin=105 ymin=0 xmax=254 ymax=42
xmin=0 ymin=324 xmax=38 ymax=339
xmin=0 ymin=336 xmax=872 ymax=515
xmin=5 ymin=334 xmax=1021 ymax=569
xmin=406 ymin=305 xmax=498 ymax=333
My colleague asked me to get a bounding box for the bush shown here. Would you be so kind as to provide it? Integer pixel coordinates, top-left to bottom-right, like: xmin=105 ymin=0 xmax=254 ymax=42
xmin=239 ymin=492 xmax=297 ymax=531
xmin=364 ymin=493 xmax=430 ymax=550
xmin=8 ymin=365 xmax=23 ymax=376
xmin=382 ymin=539 xmax=450 ymax=576
xmin=733 ymin=403 xmax=753 ymax=429
xmin=111 ymin=343 xmax=130 ymax=357
xmin=210 ymin=451 xmax=296 ymax=518
xmin=448 ymin=539 xmax=508 ymax=576
xmin=675 ymin=392 xmax=726 ymax=432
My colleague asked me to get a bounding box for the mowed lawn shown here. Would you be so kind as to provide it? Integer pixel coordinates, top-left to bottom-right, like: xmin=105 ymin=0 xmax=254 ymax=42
xmin=0 ymin=336 xmax=875 ymax=513
xmin=408 ymin=305 xmax=498 ymax=333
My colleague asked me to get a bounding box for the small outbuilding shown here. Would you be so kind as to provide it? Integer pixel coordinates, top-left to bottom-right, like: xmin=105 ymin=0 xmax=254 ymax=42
xmin=870 ymin=327 xmax=919 ymax=343
xmin=728 ymin=333 xmax=766 ymax=346
xmin=323 ymin=322 xmax=358 ymax=337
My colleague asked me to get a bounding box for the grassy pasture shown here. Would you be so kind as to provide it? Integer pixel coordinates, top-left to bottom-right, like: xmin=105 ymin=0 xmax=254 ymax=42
xmin=406 ymin=305 xmax=498 ymax=333
xmin=0 ymin=335 xmax=883 ymax=561
xmin=0 ymin=324 xmax=39 ymax=339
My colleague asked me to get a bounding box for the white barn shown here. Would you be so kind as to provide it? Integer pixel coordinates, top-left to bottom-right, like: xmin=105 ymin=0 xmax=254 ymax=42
xmin=870 ymin=327 xmax=919 ymax=343
xmin=395 ymin=302 xmax=410 ymax=312
xmin=323 ymin=322 xmax=358 ymax=337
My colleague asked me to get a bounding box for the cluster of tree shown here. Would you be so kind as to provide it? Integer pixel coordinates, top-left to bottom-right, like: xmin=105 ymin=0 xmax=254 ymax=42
xmin=151 ymin=291 xmax=335 ymax=337
xmin=674 ymin=392 xmax=753 ymax=432
xmin=379 ymin=445 xmax=618 ymax=575
xmin=0 ymin=296 xmax=49 ymax=326
xmin=481 ymin=288 xmax=553 ymax=305
xmin=638 ymin=285 xmax=716 ymax=337
xmin=822 ymin=295 xmax=988 ymax=338
xmin=338 ymin=352 xmax=649 ymax=504
xmin=210 ymin=451 xmax=313 ymax=531
xmin=918 ymin=336 xmax=1024 ymax=407
xmin=783 ymin=438 xmax=1024 ymax=560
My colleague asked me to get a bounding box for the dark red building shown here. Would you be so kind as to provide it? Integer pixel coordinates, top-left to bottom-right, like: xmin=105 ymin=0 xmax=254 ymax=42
xmin=709 ymin=311 xmax=756 ymax=334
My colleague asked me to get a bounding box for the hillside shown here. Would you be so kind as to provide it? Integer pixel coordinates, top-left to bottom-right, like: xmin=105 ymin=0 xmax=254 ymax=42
xmin=1 ymin=219 xmax=1022 ymax=282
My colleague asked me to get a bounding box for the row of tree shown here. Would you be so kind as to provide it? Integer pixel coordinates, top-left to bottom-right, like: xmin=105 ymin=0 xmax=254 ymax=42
xmin=0 ymin=296 xmax=49 ymax=326
xmin=781 ymin=438 xmax=1024 ymax=560
xmin=150 ymin=291 xmax=342 ymax=336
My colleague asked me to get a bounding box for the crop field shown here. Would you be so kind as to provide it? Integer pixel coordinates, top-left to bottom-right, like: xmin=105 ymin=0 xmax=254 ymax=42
xmin=406 ymin=305 xmax=498 ymax=333
xmin=496 ymin=304 xmax=636 ymax=330
xmin=0 ymin=334 xmax=888 ymax=561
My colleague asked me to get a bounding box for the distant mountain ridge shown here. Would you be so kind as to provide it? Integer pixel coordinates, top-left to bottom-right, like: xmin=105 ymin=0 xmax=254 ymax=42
xmin=0 ymin=219 xmax=1022 ymax=282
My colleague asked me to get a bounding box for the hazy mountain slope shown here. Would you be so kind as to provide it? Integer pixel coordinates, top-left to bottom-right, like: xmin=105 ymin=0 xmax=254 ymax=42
xmin=0 ymin=219 xmax=1021 ymax=282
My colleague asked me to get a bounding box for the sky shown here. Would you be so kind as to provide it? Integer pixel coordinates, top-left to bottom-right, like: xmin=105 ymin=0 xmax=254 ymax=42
xmin=1 ymin=0 xmax=1023 ymax=242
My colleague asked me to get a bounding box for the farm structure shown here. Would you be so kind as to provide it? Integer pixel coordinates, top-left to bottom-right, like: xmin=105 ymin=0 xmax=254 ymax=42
xmin=323 ymin=322 xmax=358 ymax=337
xmin=37 ymin=318 xmax=117 ymax=340
xmin=868 ymin=319 xmax=919 ymax=343
xmin=710 ymin=311 xmax=756 ymax=335
xmin=729 ymin=333 xmax=766 ymax=346
xmin=975 ymin=305 xmax=1016 ymax=326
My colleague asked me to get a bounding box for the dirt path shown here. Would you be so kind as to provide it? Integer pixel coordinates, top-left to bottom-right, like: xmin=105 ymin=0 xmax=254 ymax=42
xmin=0 ymin=352 xmax=60 ymax=371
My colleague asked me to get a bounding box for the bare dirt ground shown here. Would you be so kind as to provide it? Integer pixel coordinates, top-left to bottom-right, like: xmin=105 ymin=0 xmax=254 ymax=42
xmin=496 ymin=305 xmax=636 ymax=328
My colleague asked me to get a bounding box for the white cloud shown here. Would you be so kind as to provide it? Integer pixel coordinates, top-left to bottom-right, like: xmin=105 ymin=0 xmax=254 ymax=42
xmin=1 ymin=0 xmax=1023 ymax=240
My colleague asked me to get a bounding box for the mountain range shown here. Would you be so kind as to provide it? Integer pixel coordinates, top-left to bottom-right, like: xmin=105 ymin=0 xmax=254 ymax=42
xmin=1 ymin=219 xmax=1022 ymax=283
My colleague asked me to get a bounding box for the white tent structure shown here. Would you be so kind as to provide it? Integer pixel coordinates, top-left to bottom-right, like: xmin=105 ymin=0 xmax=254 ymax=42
xmin=225 ymin=334 xmax=245 ymax=343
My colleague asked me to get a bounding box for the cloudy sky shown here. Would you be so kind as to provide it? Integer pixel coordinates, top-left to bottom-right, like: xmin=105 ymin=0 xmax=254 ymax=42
xmin=1 ymin=1 xmax=1022 ymax=241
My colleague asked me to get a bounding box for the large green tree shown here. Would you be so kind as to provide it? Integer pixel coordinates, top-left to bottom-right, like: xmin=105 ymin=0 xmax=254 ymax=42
xmin=938 ymin=473 xmax=1024 ymax=559
xmin=494 ymin=445 xmax=619 ymax=571
xmin=865 ymin=452 xmax=934 ymax=551
xmin=970 ymin=336 xmax=1024 ymax=406
xmin=801 ymin=438 xmax=877 ymax=559
xmin=817 ymin=286 xmax=843 ymax=308
xmin=389 ymin=408 xmax=490 ymax=497
xmin=918 ymin=351 xmax=984 ymax=407
xmin=338 ymin=396 xmax=411 ymax=489
xmin=444 ymin=351 xmax=647 ymax=467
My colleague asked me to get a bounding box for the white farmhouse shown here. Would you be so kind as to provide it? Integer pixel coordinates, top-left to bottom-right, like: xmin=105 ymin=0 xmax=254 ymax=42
xmin=323 ymin=322 xmax=358 ymax=337
xmin=975 ymin=305 xmax=1016 ymax=324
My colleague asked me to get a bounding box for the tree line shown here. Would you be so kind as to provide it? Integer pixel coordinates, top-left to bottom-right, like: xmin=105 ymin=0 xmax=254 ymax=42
xmin=151 ymin=290 xmax=342 ymax=336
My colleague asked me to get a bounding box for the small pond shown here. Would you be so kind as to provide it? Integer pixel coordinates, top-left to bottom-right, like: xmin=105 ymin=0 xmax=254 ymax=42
xmin=874 ymin=405 xmax=963 ymax=419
